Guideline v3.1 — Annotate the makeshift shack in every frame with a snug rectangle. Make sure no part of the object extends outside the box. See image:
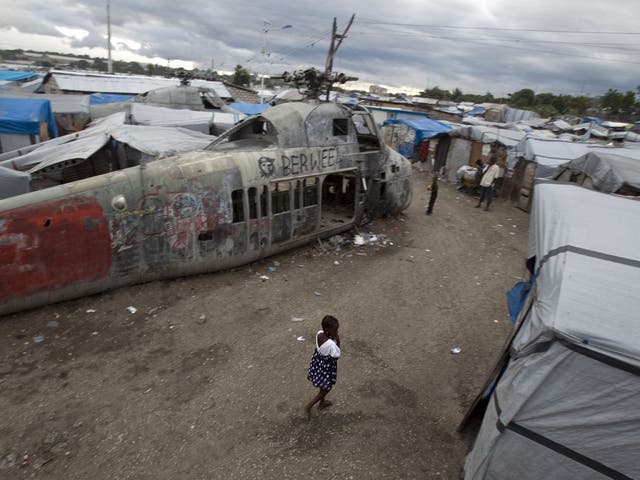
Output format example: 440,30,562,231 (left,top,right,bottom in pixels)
463,181,640,480
554,151,640,196
443,125,525,182
0,90,91,135
0,97,58,153
381,117,452,162
509,137,640,211
0,116,214,196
